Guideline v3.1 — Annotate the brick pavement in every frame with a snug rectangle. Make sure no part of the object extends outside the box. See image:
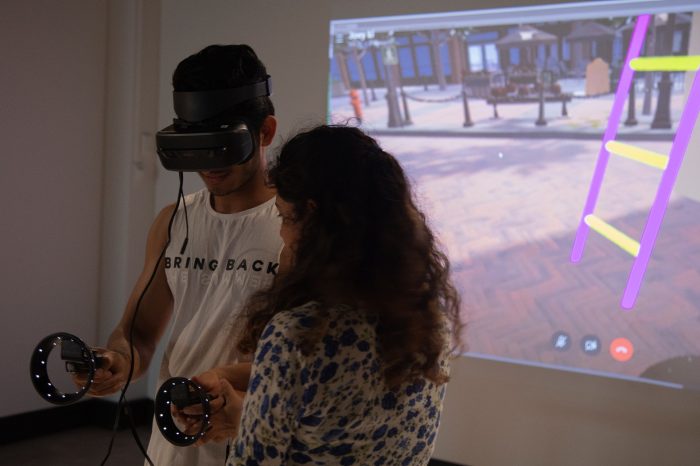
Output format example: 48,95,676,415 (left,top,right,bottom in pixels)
377,135,700,386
